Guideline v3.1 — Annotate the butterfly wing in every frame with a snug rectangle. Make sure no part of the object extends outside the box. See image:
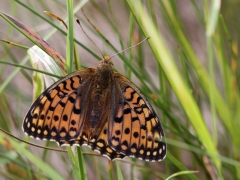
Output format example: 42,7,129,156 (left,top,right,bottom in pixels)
23,68,96,144
107,72,166,161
